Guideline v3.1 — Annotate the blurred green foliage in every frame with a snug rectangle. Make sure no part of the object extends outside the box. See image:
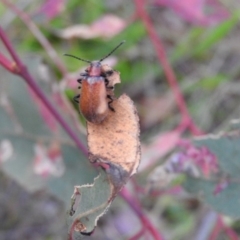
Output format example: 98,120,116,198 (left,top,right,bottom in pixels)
2,1,240,239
